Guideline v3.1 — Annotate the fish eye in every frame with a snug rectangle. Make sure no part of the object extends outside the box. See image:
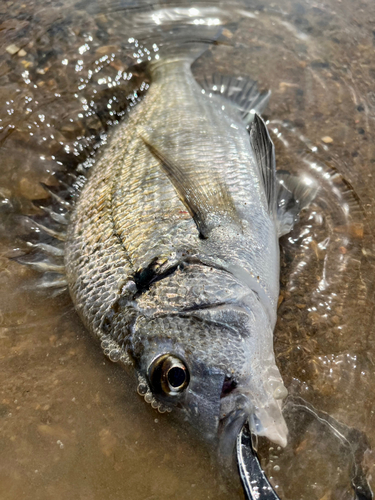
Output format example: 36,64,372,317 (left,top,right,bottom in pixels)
148,354,189,396
167,364,187,391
